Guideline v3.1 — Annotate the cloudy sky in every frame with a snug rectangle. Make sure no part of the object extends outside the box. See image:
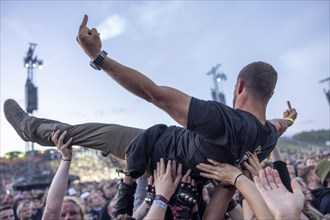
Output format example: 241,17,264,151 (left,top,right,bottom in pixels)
1,1,329,156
